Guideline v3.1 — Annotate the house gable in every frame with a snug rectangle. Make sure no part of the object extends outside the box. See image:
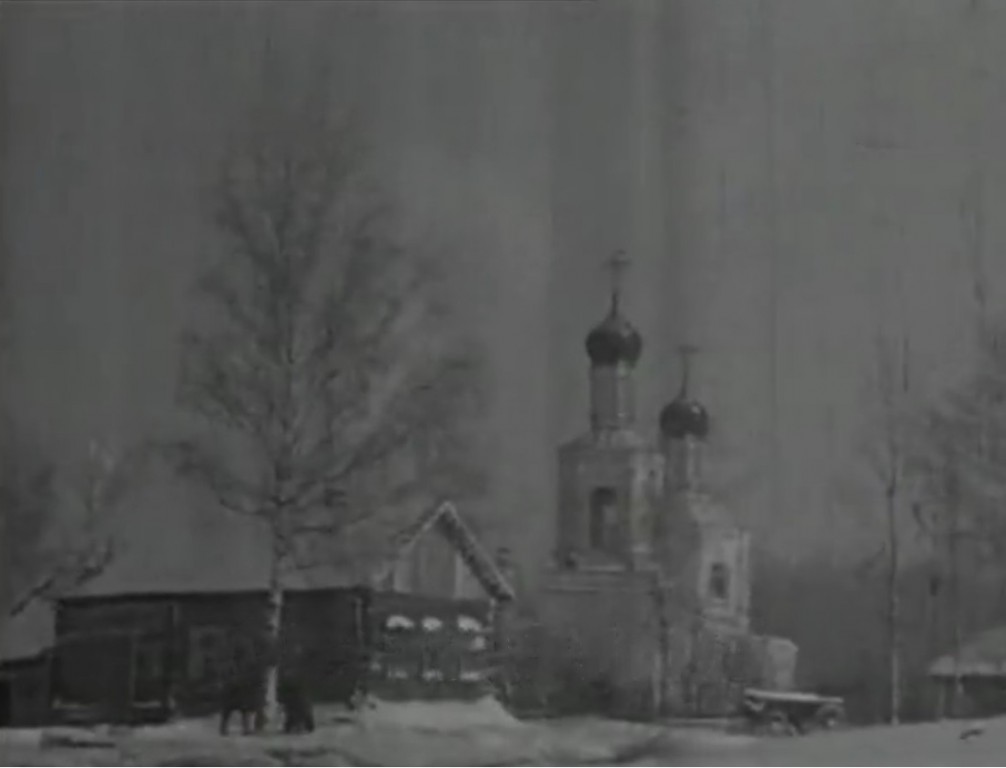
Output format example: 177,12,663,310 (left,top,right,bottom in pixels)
380,503,514,603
